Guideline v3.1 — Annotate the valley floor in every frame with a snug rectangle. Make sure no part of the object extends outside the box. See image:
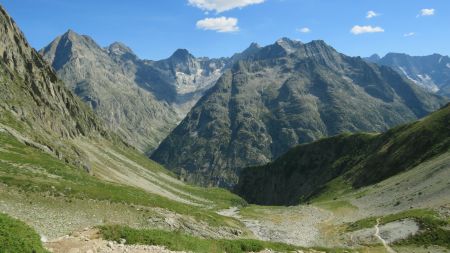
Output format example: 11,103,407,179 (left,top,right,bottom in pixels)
218,152,450,253
0,126,449,253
